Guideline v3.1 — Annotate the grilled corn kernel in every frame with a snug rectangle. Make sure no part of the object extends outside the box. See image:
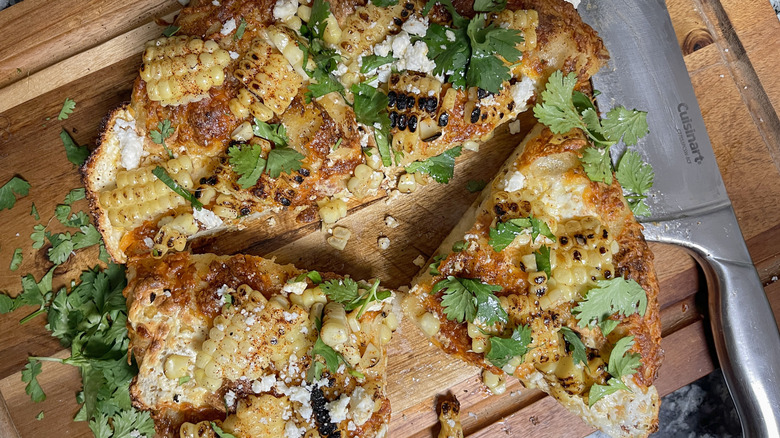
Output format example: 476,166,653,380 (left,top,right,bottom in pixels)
419,312,440,336
164,354,190,380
